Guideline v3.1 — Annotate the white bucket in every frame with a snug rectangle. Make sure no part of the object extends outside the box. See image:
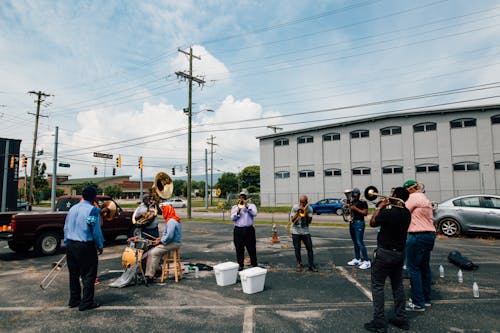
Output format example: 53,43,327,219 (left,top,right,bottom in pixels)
213,261,239,286
239,267,267,294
